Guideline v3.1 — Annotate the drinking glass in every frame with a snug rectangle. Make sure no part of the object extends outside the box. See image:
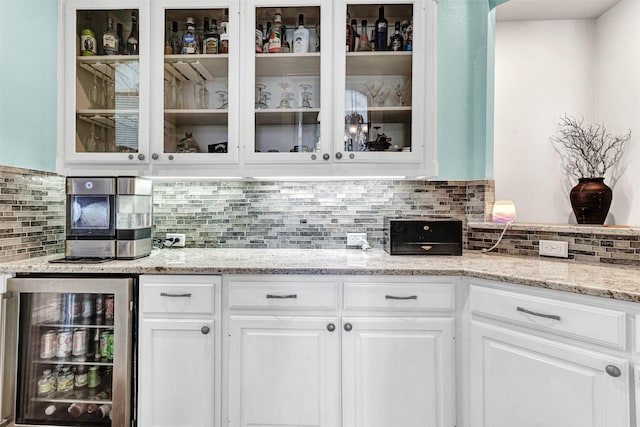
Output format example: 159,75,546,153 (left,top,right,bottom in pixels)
193,77,209,109
255,84,267,109
216,91,228,109
175,78,184,109
392,79,408,106
82,122,98,152
90,74,102,108
299,84,312,108
277,82,293,108
364,80,385,107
